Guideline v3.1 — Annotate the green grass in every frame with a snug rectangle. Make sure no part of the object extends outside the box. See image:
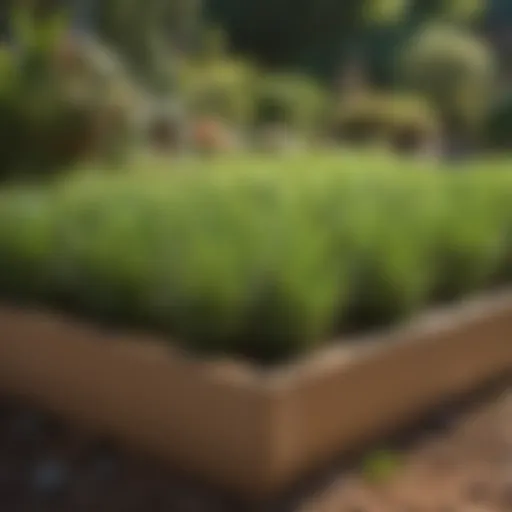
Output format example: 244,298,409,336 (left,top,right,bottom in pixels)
1,152,512,364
